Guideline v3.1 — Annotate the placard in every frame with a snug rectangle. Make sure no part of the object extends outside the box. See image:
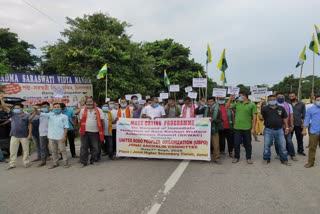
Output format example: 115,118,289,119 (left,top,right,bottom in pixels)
160,93,169,99
188,92,198,99
158,97,163,103
251,88,268,97
105,97,110,102
169,85,180,92
125,94,132,101
227,86,240,95
192,78,207,88
117,118,211,161
185,86,193,93
212,88,227,97
139,100,146,105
